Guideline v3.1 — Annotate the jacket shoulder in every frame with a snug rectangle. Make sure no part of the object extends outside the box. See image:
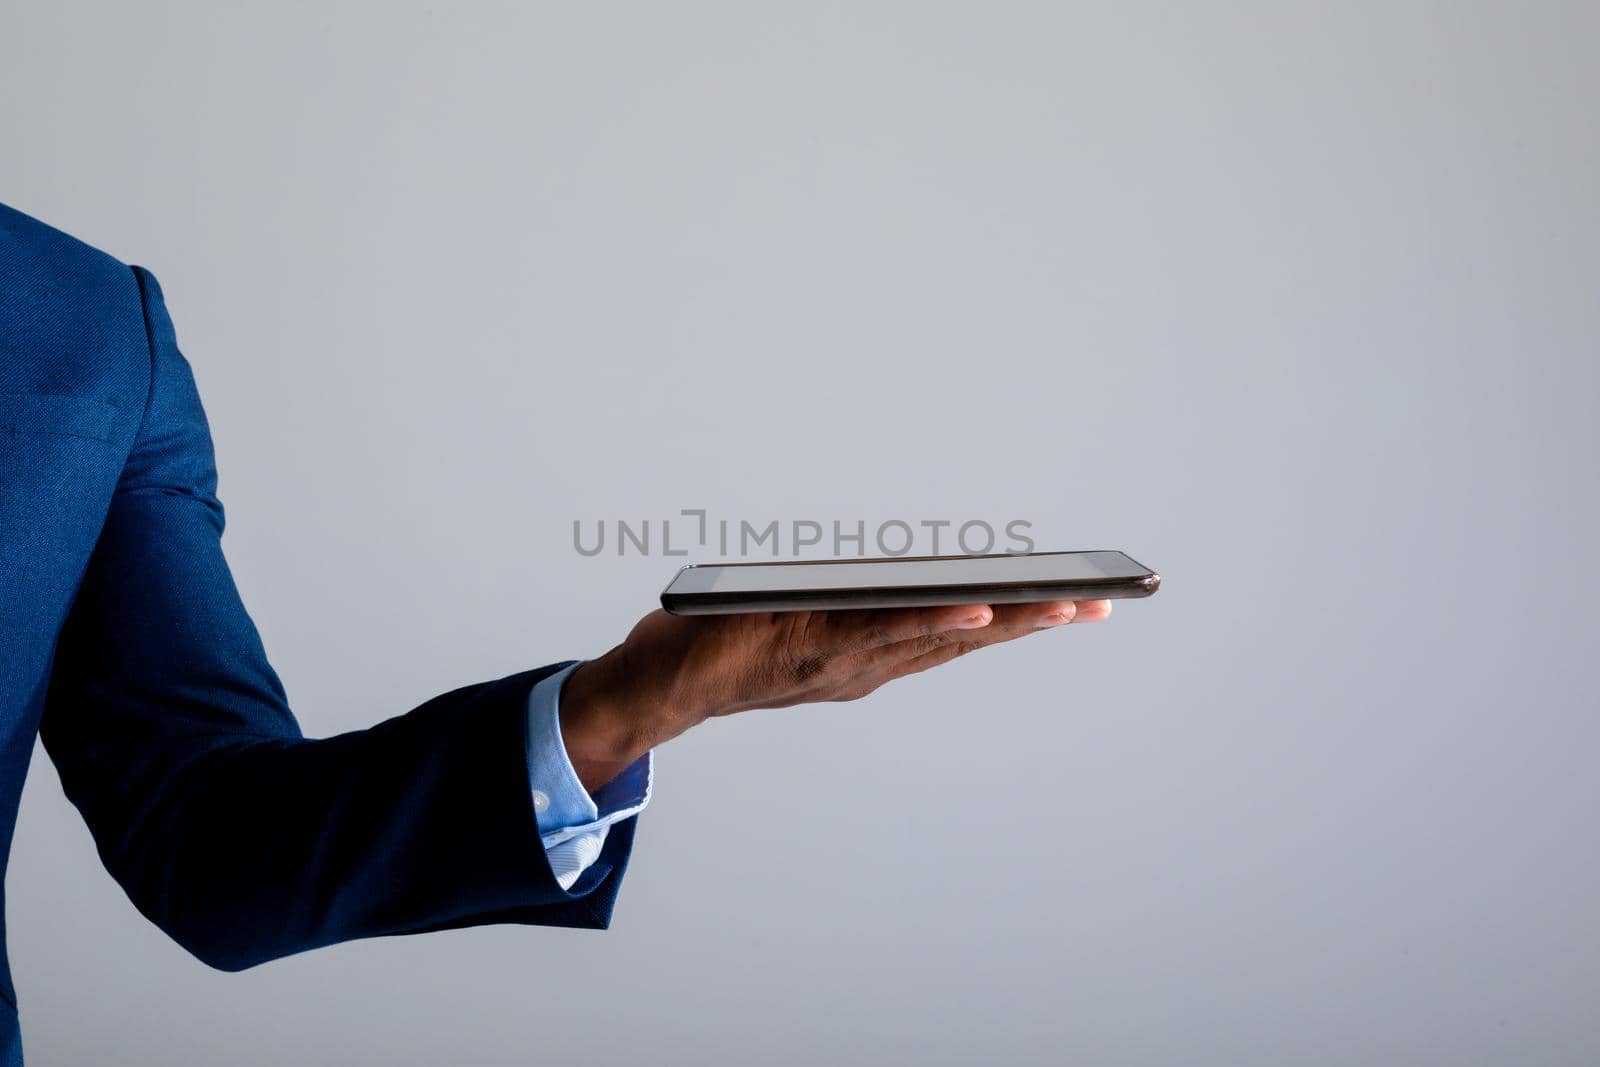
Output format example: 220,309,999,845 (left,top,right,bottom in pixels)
0,202,151,402
0,200,134,275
